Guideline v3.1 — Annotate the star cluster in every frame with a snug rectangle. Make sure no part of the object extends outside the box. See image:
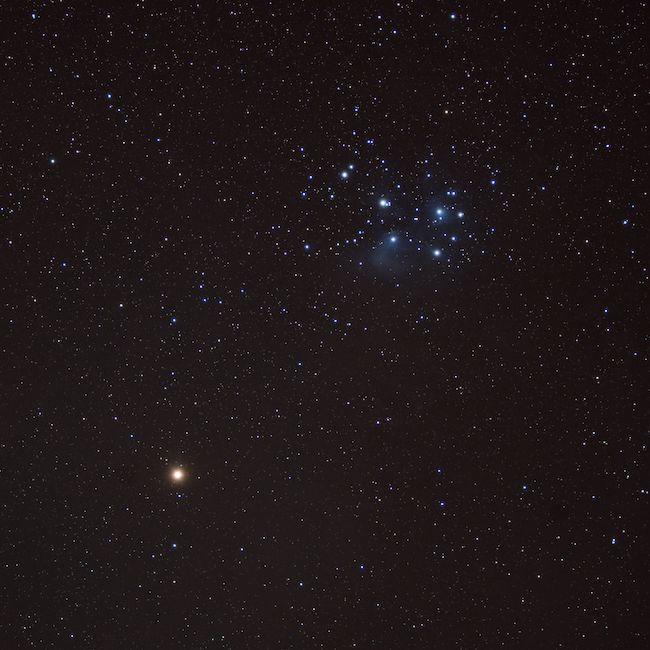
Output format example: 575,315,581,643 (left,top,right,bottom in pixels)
298,151,479,277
